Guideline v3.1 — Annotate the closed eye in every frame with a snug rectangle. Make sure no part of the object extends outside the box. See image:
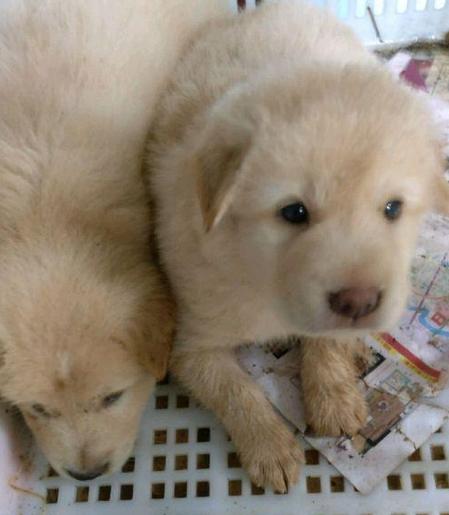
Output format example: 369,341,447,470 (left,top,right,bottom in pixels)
102,390,124,409
31,403,54,418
